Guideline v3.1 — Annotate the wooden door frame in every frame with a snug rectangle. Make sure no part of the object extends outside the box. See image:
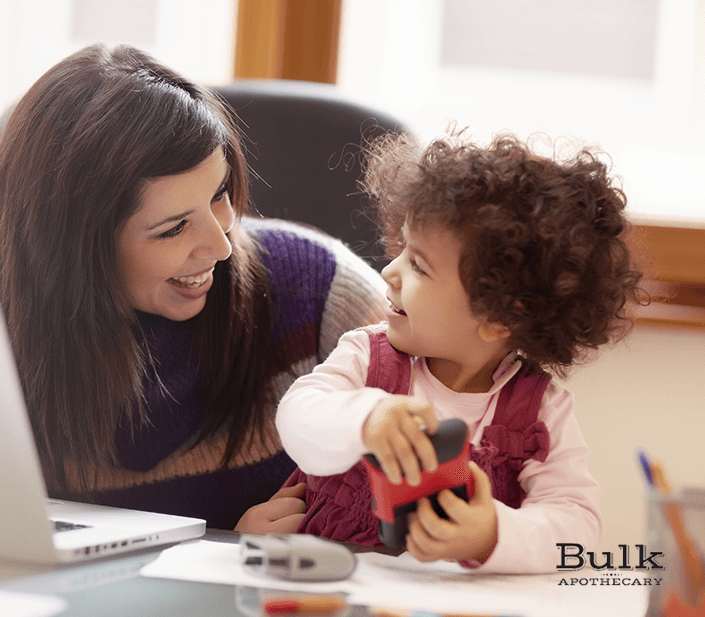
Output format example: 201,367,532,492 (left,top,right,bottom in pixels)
234,0,342,84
